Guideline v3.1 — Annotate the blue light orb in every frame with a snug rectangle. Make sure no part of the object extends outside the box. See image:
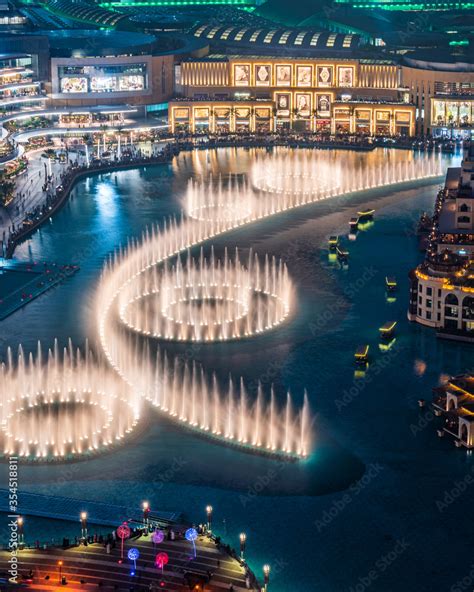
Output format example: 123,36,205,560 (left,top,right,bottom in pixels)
128,548,140,561
185,528,198,542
